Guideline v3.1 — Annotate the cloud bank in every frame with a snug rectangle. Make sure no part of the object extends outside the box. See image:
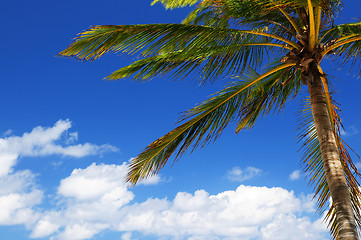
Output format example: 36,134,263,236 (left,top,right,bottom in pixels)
0,119,117,177
0,120,328,240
